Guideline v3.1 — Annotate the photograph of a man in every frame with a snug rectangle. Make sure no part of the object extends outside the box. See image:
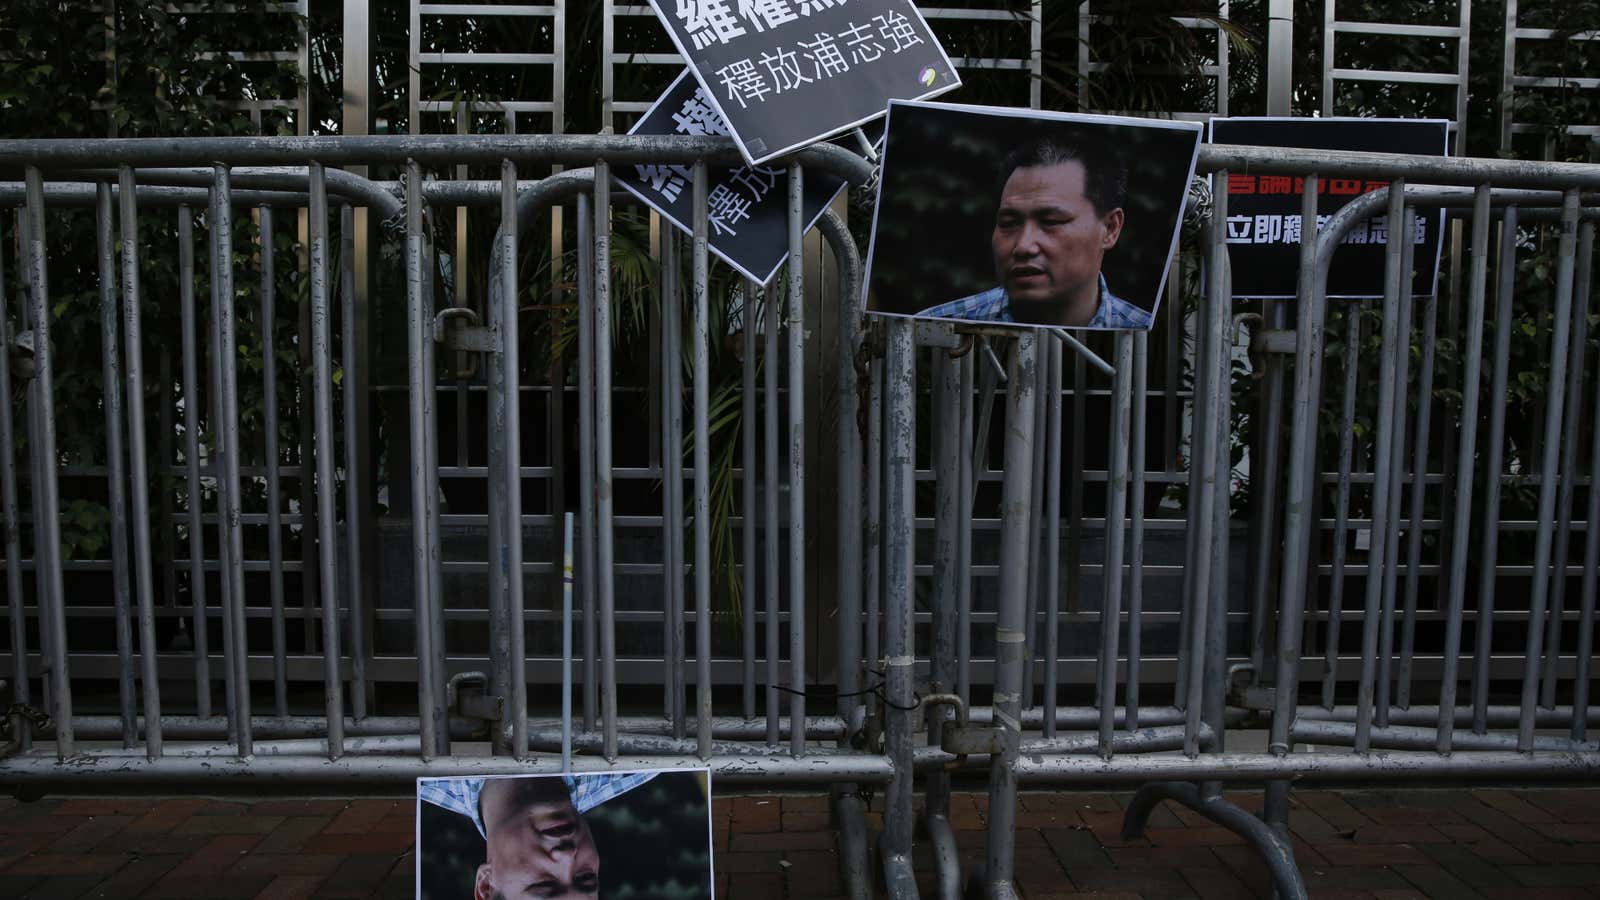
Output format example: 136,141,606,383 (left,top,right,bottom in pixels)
417,768,712,900
864,101,1203,332
916,136,1146,328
